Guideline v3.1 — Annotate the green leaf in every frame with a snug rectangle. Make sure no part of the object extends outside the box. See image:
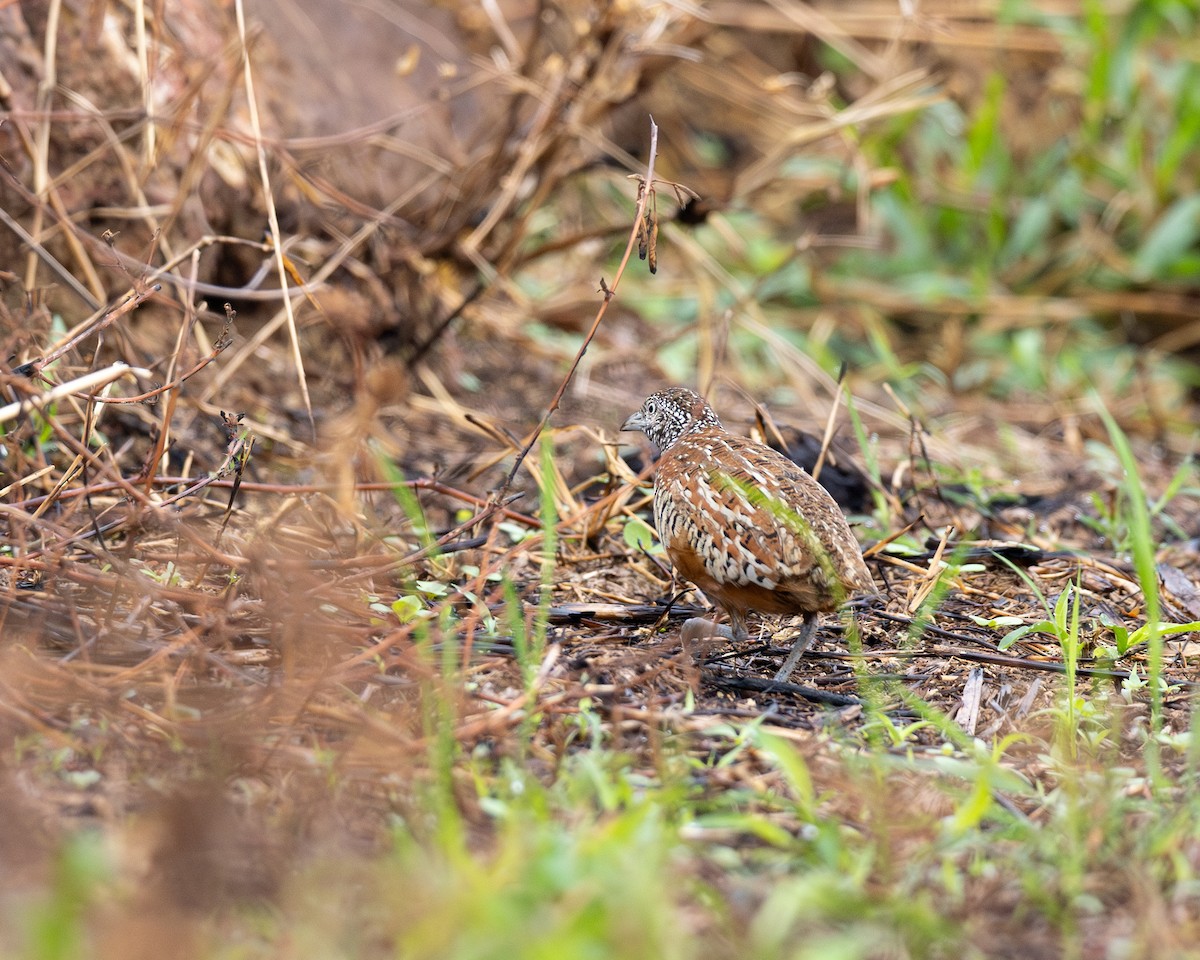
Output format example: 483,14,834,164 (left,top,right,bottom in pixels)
1120,620,1200,652
1132,193,1200,280
1053,585,1074,635
498,522,530,543
1110,623,1131,655
391,595,424,622
755,730,816,817
968,615,1025,629
622,515,661,553
998,625,1033,650
998,619,1057,651
1000,195,1053,267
